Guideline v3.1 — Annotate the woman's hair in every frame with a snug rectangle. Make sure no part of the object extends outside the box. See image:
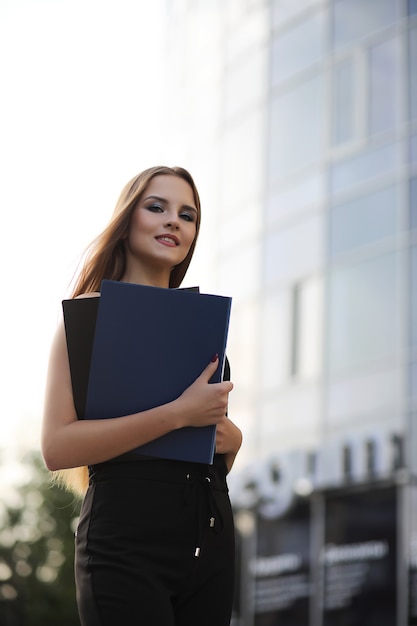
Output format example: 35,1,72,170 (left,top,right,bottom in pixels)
56,166,202,496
